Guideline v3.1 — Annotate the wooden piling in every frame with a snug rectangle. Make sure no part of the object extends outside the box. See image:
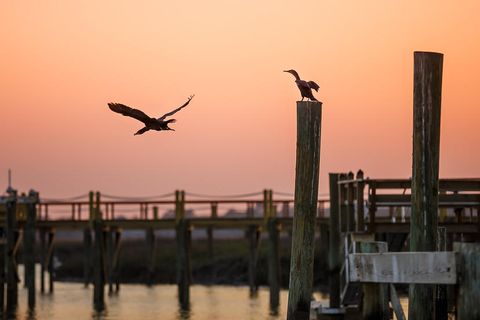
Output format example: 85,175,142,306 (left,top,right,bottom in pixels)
5,191,18,312
409,51,443,320
176,190,191,310
338,174,348,233
106,229,114,294
24,190,38,309
356,170,365,232
267,211,280,311
93,191,105,311
328,173,341,309
247,203,259,294
455,242,480,319
83,228,92,287
113,229,122,292
47,230,55,293
287,101,322,320
346,172,355,232
207,202,217,259
146,227,156,286
436,227,447,320
360,242,389,320
40,228,46,293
